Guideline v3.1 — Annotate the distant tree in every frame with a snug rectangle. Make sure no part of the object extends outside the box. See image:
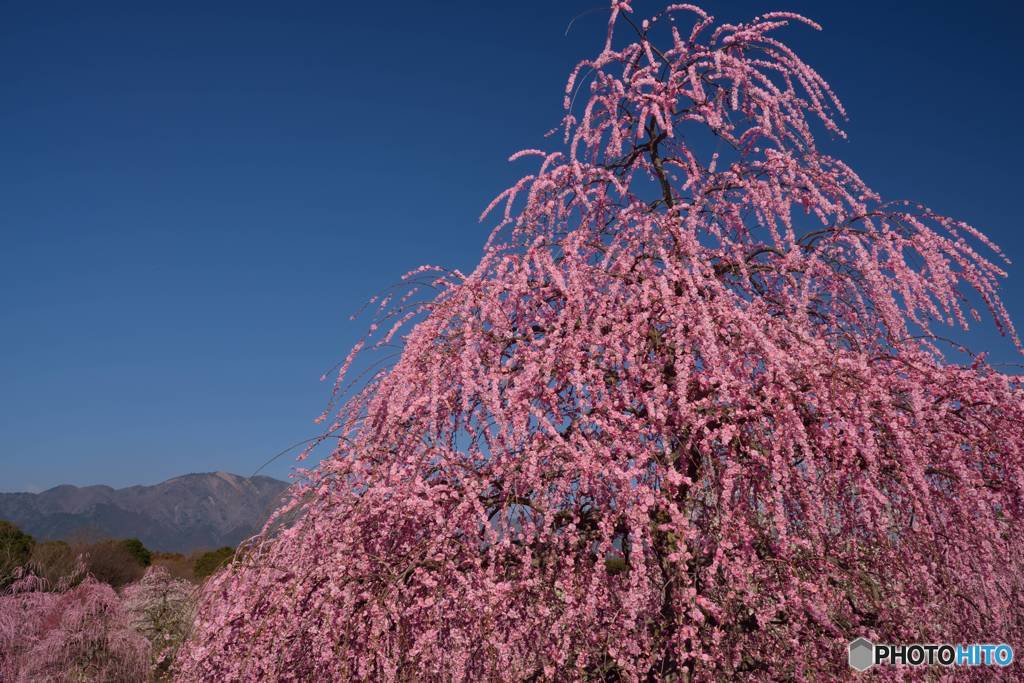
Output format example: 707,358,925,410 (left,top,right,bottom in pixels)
27,540,82,590
0,572,149,682
192,547,234,580
122,566,196,679
179,3,1024,680
0,521,34,585
120,538,152,567
83,539,146,588
149,551,194,583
